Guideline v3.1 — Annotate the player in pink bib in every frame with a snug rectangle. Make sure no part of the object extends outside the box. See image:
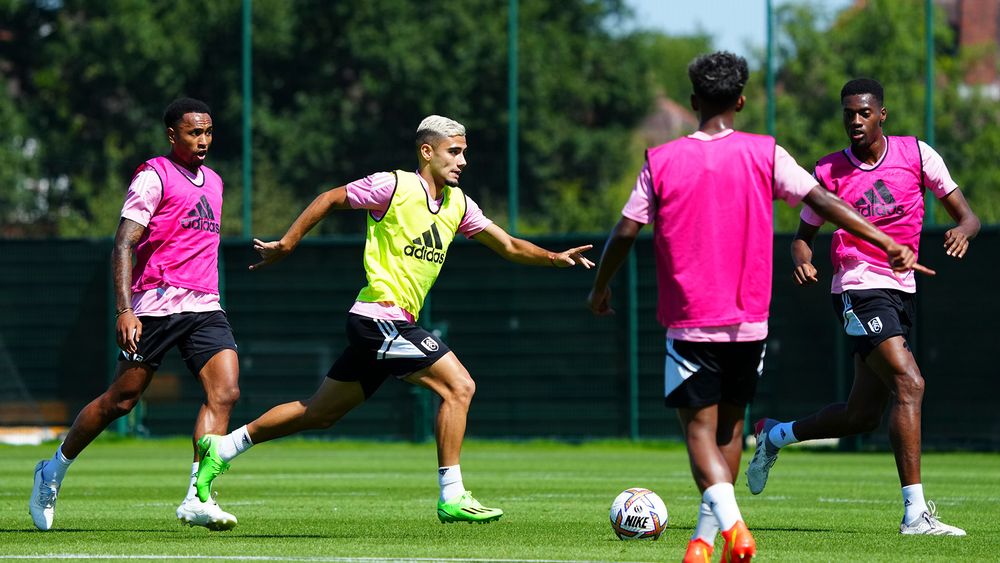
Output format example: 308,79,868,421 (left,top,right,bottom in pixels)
28,99,241,532
588,54,926,562
747,79,980,536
